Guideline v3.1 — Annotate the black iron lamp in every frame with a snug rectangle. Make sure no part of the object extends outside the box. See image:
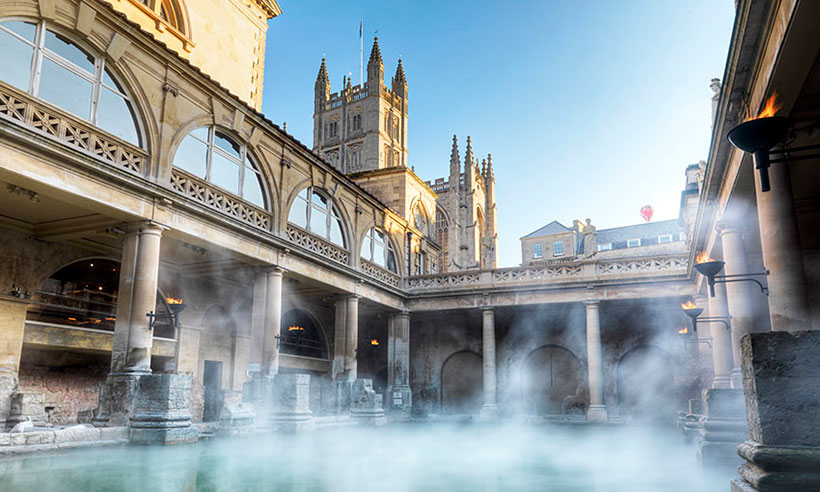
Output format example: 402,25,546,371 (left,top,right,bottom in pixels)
694,253,768,298
147,297,187,331
727,115,789,192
